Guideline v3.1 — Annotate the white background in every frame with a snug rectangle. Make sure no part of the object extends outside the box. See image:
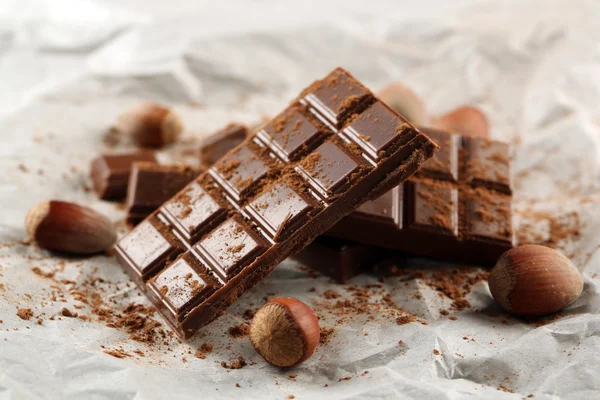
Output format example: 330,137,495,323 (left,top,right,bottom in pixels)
1,0,599,399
